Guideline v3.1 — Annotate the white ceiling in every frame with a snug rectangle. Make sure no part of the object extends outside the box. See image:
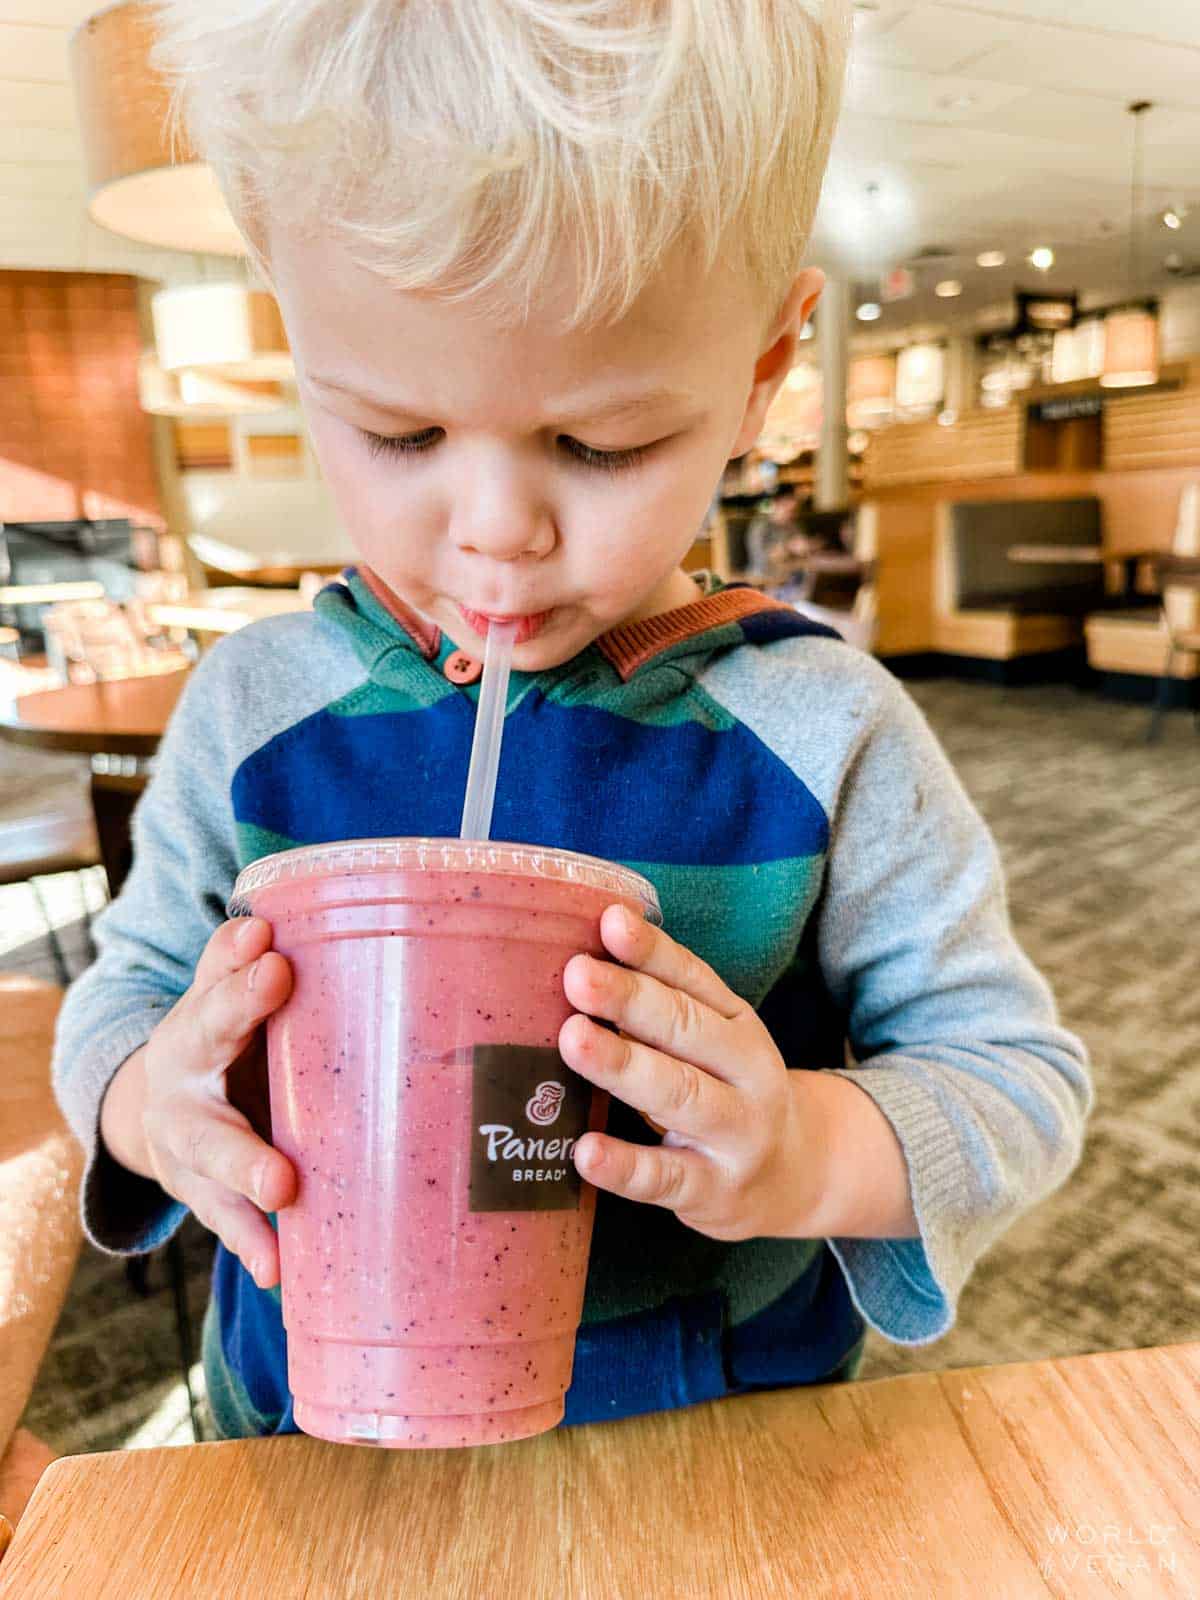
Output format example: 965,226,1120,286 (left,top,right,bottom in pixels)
1,0,1199,338
816,0,1200,329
